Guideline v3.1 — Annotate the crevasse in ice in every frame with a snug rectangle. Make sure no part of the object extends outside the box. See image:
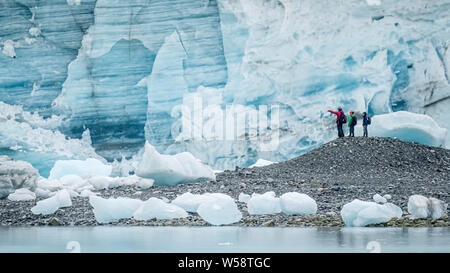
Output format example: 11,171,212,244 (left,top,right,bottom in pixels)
1,0,449,174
